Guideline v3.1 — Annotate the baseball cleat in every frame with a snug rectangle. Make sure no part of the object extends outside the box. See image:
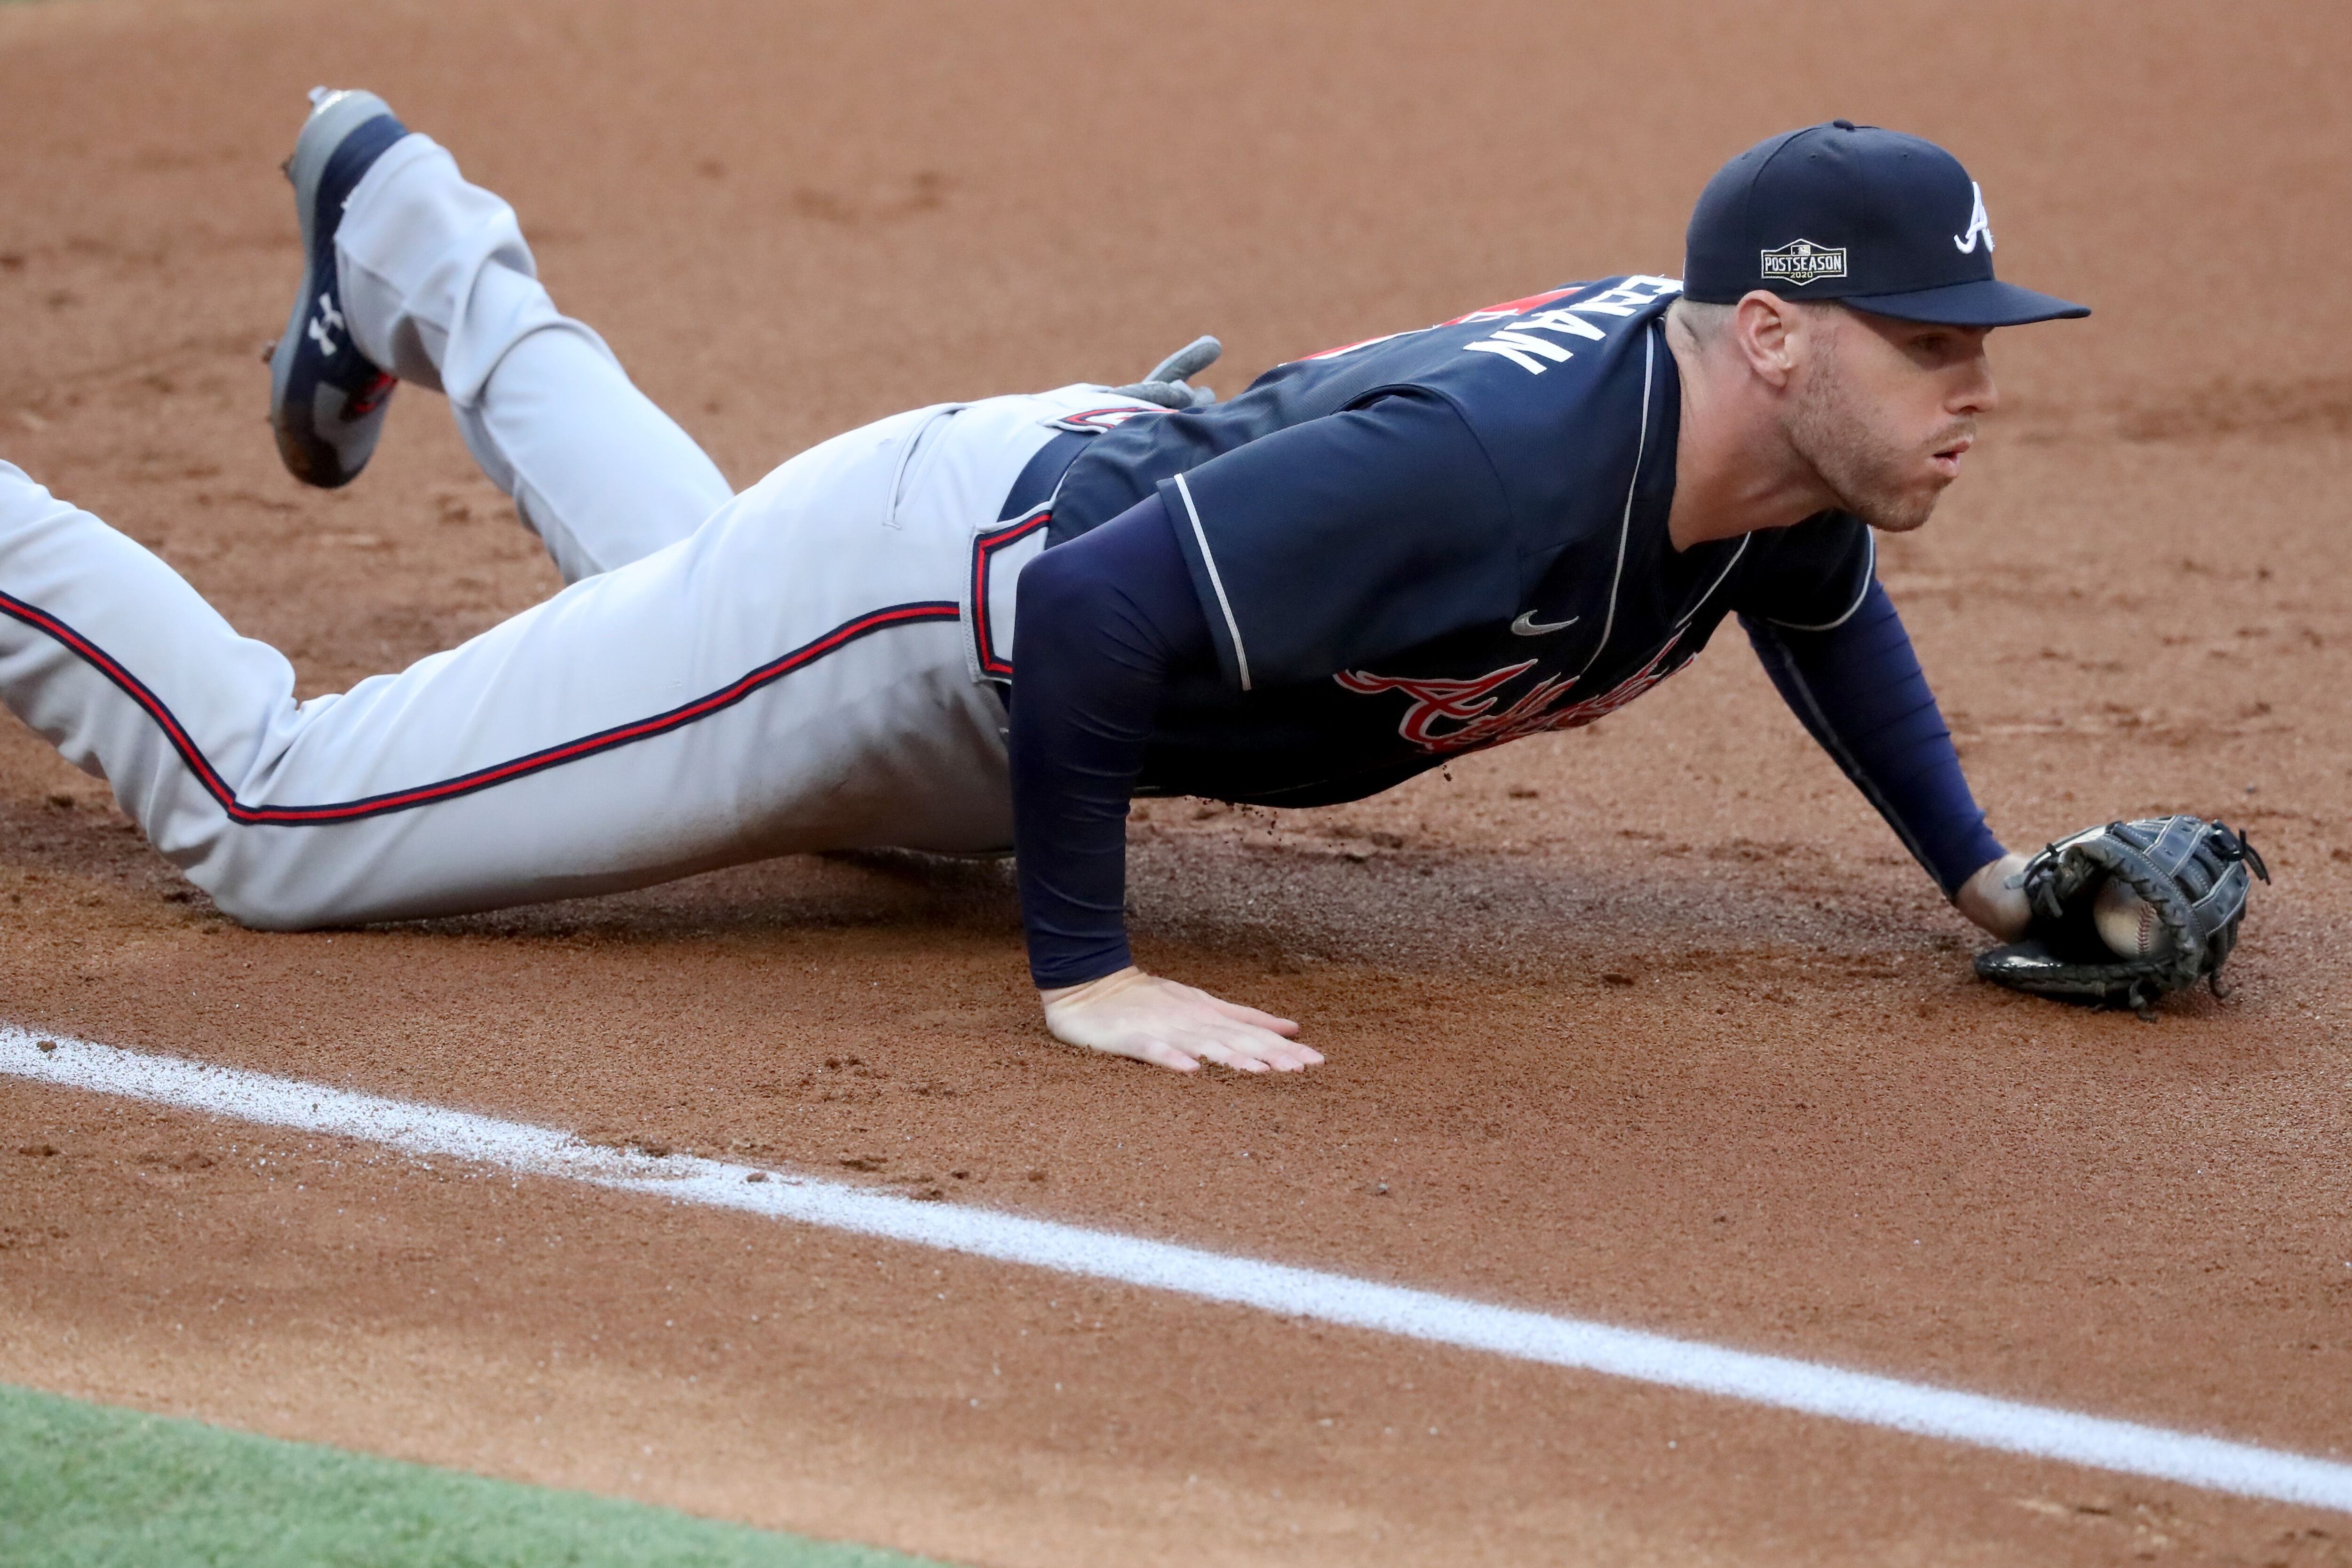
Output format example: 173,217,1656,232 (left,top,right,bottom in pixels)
267,87,409,488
